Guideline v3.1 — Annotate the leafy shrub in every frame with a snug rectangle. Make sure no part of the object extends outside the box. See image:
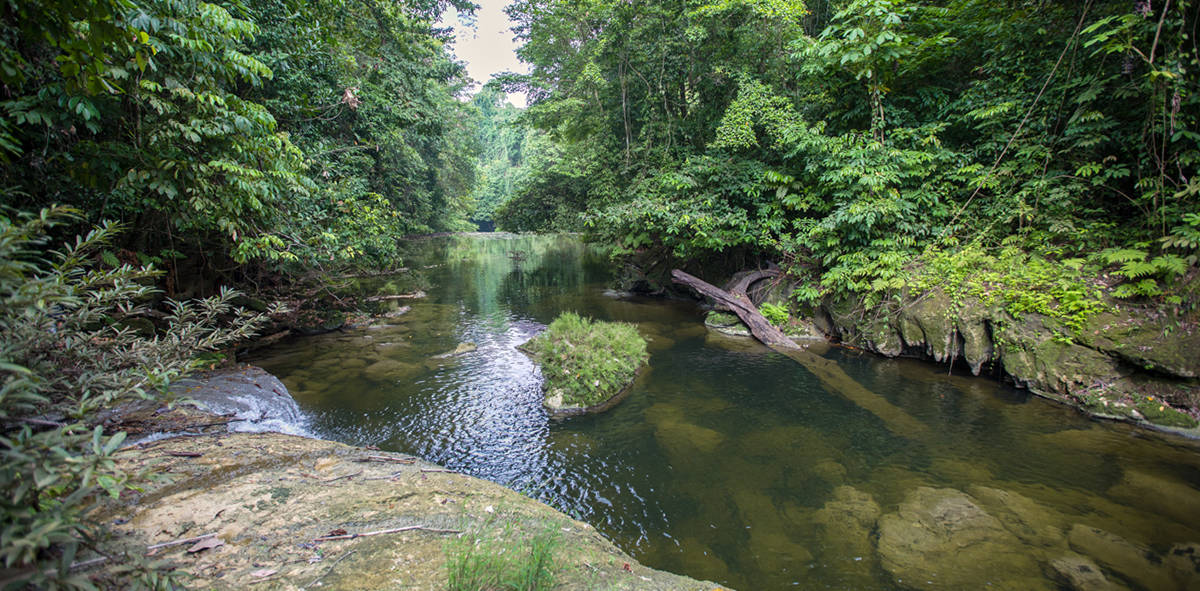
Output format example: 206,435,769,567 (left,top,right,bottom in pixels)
0,208,275,588
758,302,789,326
909,242,1108,336
522,312,648,409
